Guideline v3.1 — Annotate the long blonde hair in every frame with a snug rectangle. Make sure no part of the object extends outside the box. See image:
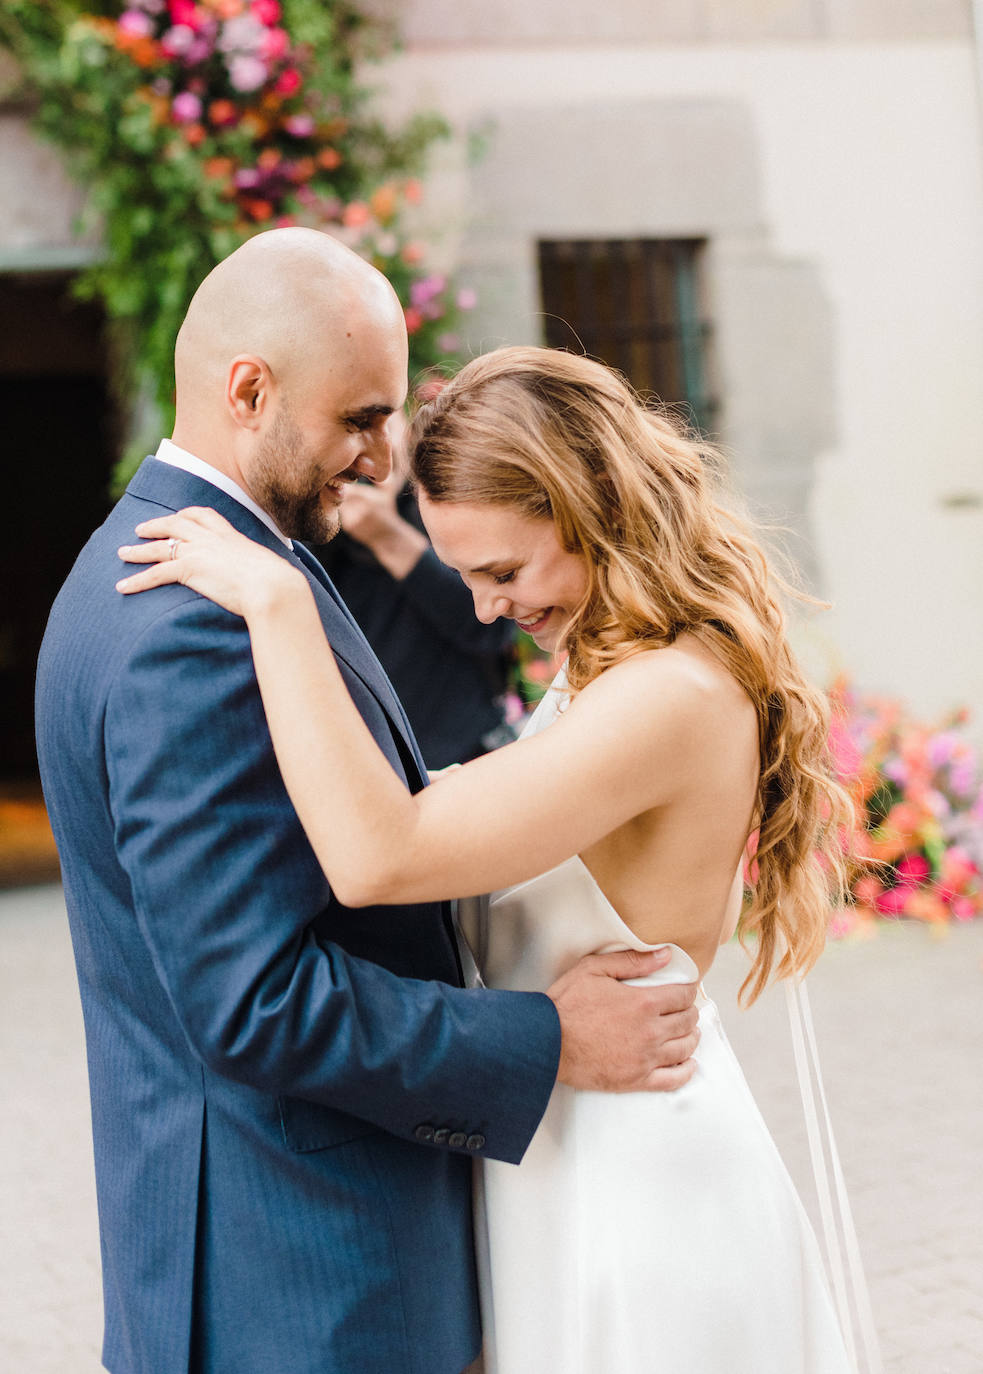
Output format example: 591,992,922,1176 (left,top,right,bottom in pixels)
409,346,852,1003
